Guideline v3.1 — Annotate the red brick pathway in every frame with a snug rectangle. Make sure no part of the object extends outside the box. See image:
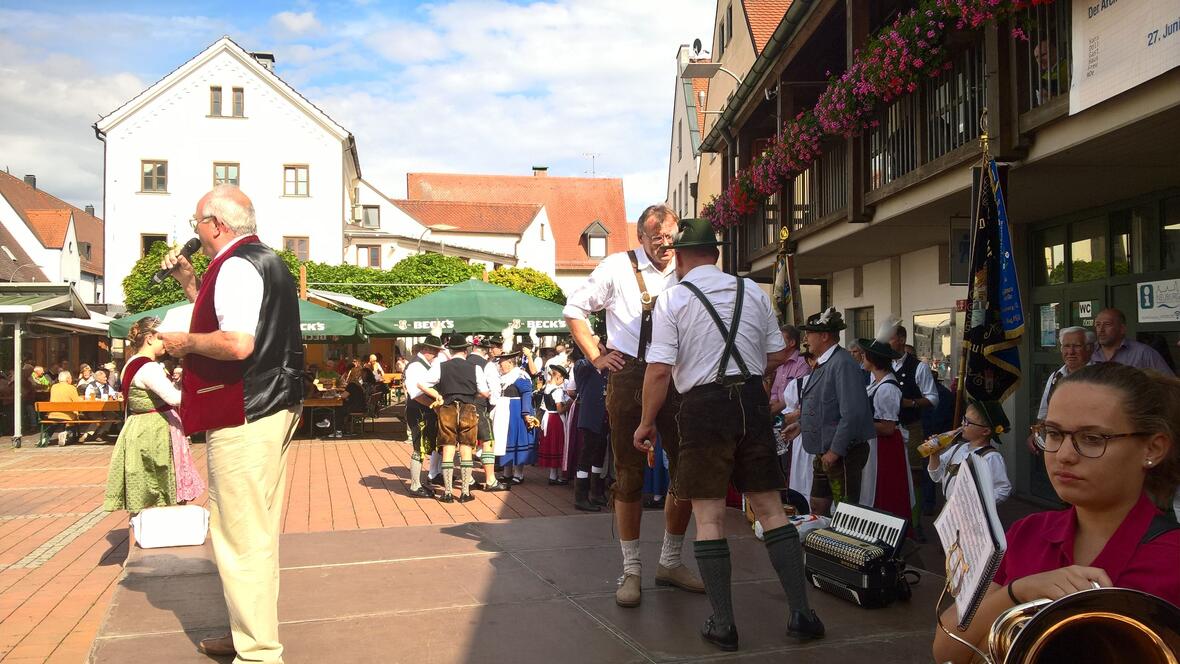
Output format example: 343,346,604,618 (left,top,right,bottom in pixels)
0,435,585,663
